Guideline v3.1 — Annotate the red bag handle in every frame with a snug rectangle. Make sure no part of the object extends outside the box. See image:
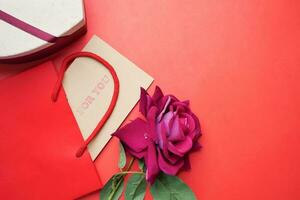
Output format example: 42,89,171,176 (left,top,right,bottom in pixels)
51,52,120,158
